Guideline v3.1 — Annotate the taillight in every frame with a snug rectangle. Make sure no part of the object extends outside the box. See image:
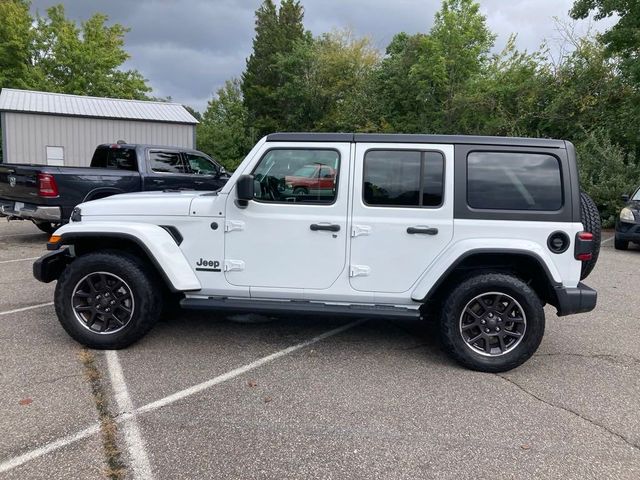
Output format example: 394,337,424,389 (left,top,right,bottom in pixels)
574,231,593,262
38,173,59,197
